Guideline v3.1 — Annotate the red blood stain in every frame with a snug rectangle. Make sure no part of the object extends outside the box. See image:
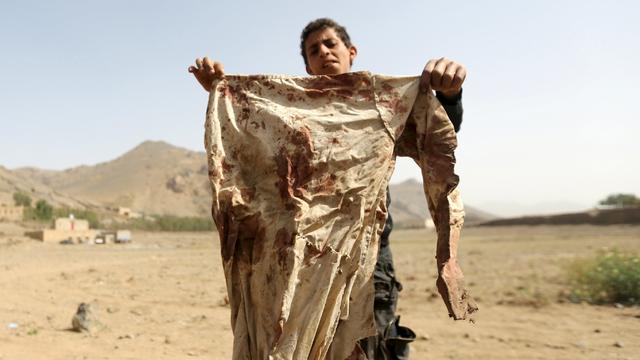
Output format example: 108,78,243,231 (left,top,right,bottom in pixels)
262,81,276,90
240,108,251,124
275,147,294,200
394,121,419,159
287,126,314,154
274,126,318,202
313,172,336,194
240,187,255,202
252,225,266,265
304,88,325,99
336,88,353,97
211,187,263,265
305,73,360,90
218,84,231,97
275,228,293,249
379,95,409,116
339,198,354,214
233,213,267,266
303,242,330,266
220,83,252,126
390,97,409,114
216,210,235,262
221,158,233,172
357,89,373,101
302,73,370,99
275,228,296,269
